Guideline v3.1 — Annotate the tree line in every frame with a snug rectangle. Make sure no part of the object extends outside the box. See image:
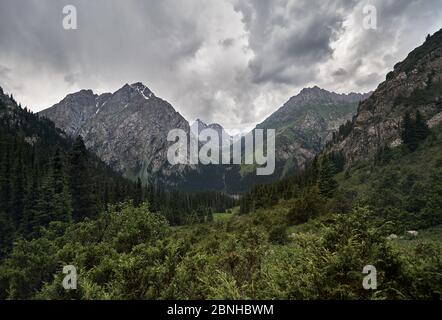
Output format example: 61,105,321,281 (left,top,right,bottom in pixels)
0,93,235,257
